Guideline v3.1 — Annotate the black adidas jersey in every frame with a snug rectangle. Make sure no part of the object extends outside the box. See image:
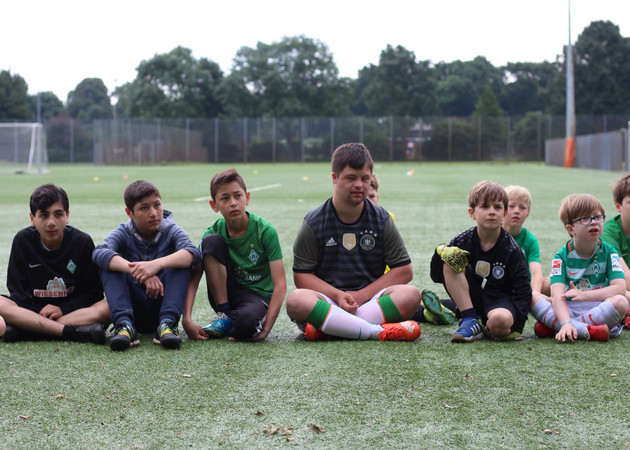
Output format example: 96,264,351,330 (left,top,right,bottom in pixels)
293,198,410,291
5,226,104,314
